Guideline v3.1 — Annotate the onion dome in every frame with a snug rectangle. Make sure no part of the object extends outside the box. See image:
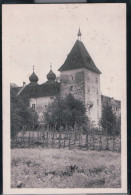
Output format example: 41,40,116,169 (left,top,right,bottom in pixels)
47,64,56,82
29,66,39,83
